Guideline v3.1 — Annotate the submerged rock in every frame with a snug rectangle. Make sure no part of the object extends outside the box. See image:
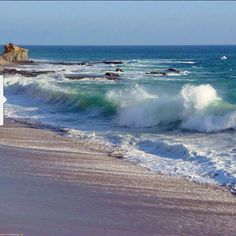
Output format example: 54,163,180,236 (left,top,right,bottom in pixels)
0,43,29,63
